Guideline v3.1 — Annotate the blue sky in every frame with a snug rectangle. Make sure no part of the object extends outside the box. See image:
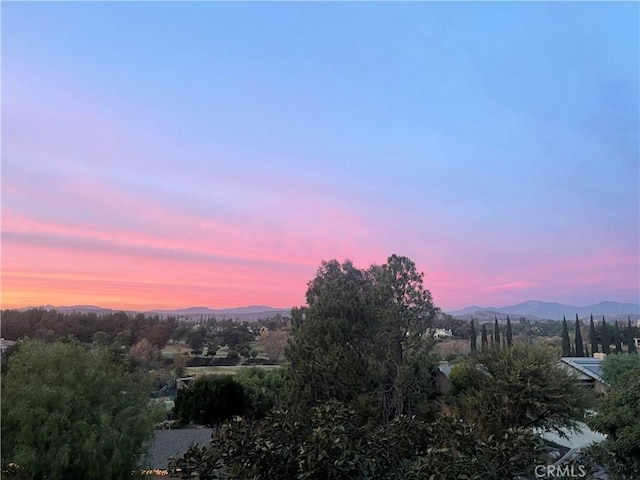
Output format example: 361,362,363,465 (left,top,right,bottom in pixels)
2,2,638,311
